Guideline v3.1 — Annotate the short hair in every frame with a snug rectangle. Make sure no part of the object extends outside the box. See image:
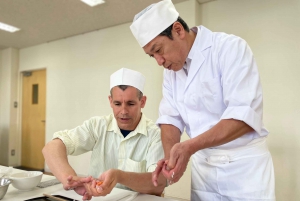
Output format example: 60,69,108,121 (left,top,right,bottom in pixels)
110,85,143,100
158,16,189,40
